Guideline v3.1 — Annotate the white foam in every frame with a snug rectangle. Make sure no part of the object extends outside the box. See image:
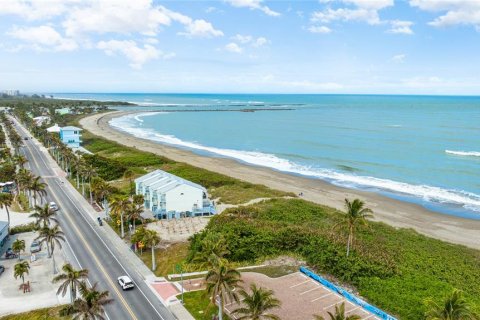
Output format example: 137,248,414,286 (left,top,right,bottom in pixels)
445,150,480,157
109,114,480,214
